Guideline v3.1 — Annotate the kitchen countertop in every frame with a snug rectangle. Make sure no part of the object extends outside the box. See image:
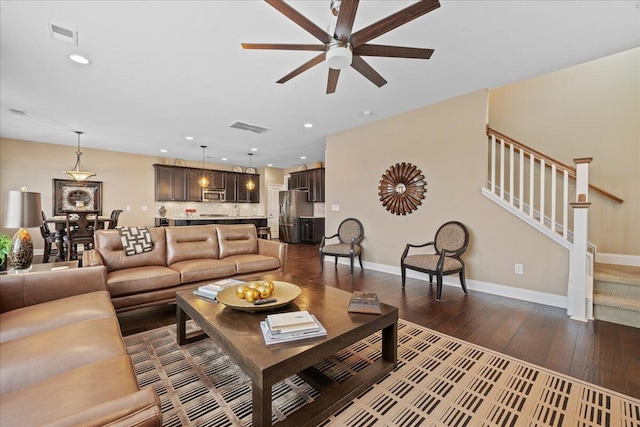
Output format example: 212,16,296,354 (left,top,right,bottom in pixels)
299,216,325,219
159,216,267,220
